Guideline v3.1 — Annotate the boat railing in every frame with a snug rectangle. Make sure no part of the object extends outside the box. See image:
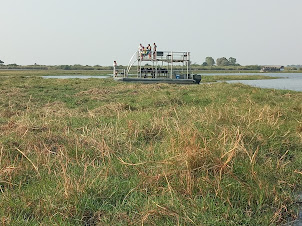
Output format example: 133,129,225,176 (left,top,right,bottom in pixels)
138,51,190,62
